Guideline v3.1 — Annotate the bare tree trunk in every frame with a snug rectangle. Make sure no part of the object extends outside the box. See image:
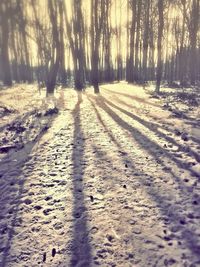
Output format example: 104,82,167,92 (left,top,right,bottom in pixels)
46,0,60,95
63,0,85,91
115,0,123,81
189,0,199,85
0,2,12,86
149,20,155,81
126,0,130,81
142,0,150,82
91,0,104,93
155,0,164,93
134,0,141,82
16,0,33,83
58,1,66,85
103,0,112,82
170,54,175,85
10,8,19,83
127,0,137,83
179,0,186,86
